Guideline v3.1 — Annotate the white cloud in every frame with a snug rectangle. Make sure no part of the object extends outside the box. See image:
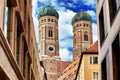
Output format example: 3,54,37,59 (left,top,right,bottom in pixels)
58,9,76,61
59,38,73,49
86,10,96,22
58,10,76,40
67,3,76,8
60,48,72,61
72,0,78,3
86,10,96,16
32,0,38,17
82,0,96,6
32,0,39,42
38,0,50,5
32,0,75,61
92,23,98,42
32,0,98,61
59,2,65,6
